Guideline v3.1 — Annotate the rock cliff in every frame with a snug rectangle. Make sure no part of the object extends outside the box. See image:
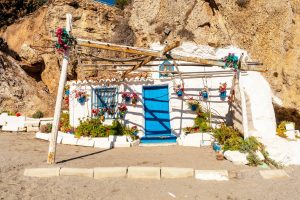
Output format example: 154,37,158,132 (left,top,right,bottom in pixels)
0,0,300,116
